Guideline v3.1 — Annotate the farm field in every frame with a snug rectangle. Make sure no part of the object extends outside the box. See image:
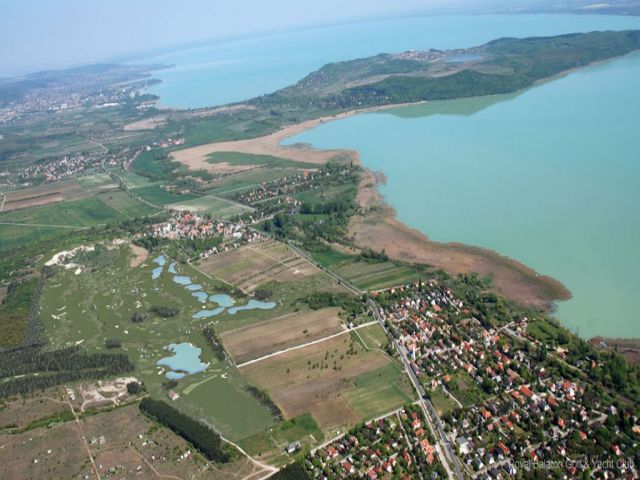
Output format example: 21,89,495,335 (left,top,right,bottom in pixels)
166,194,252,218
197,239,321,293
240,333,413,432
0,403,262,480
1,180,92,213
333,260,425,291
96,190,160,218
109,167,159,189
133,184,200,206
0,224,65,250
0,196,126,227
221,307,345,364
204,167,303,197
